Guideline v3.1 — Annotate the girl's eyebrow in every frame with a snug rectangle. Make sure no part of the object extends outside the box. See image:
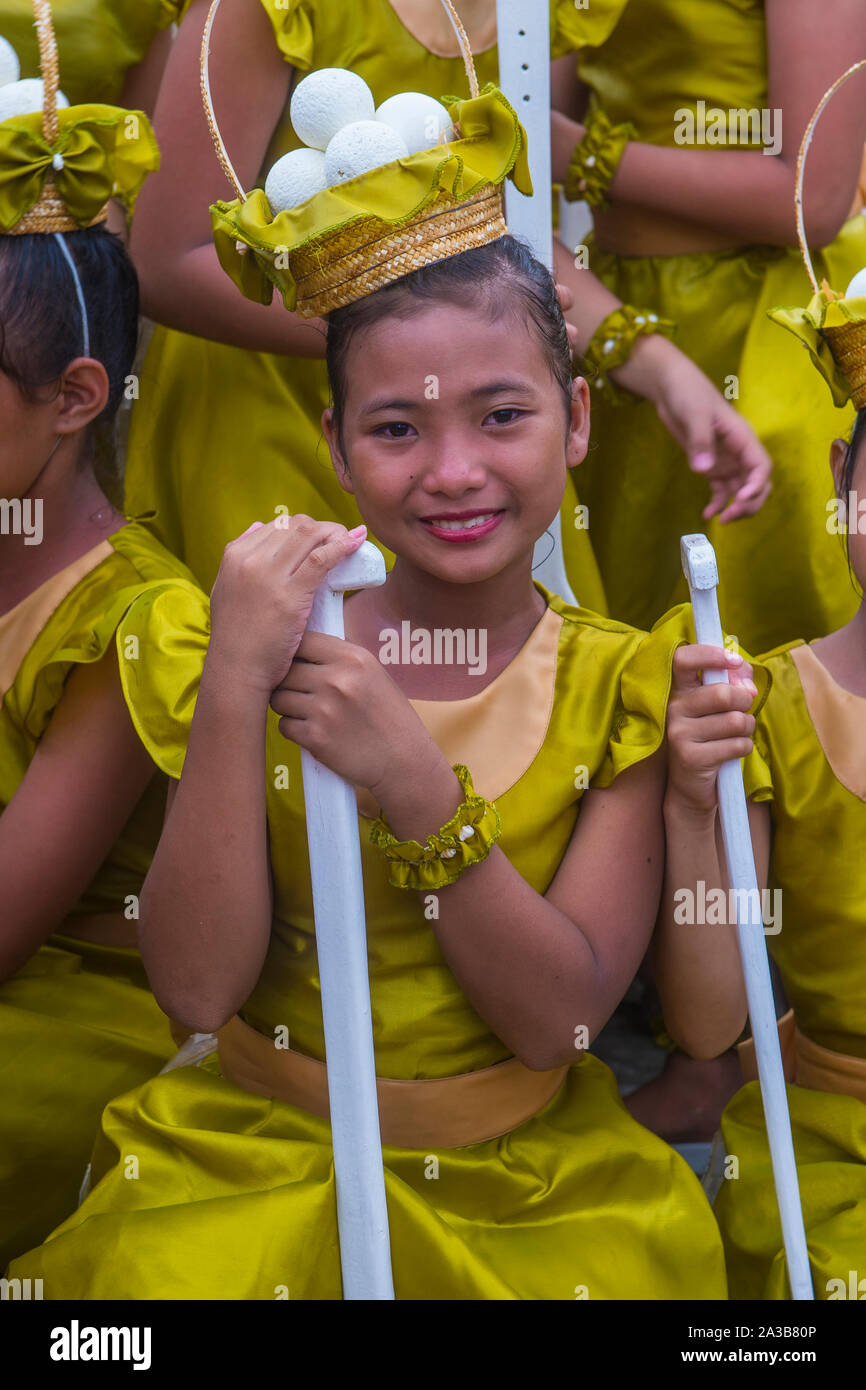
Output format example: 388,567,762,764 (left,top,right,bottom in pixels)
361,379,535,417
